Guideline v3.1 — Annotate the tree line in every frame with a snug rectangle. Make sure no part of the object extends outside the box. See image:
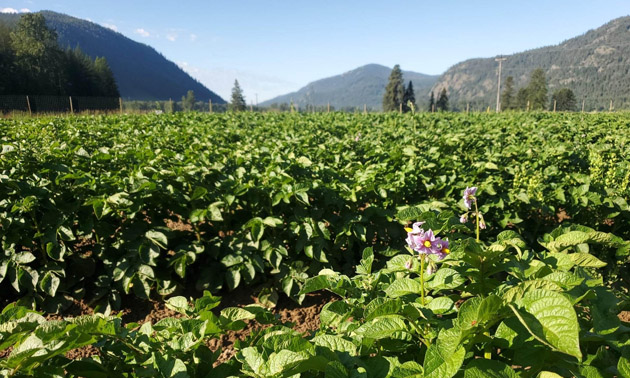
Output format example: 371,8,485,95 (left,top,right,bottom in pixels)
0,13,119,97
383,65,449,112
501,68,577,111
